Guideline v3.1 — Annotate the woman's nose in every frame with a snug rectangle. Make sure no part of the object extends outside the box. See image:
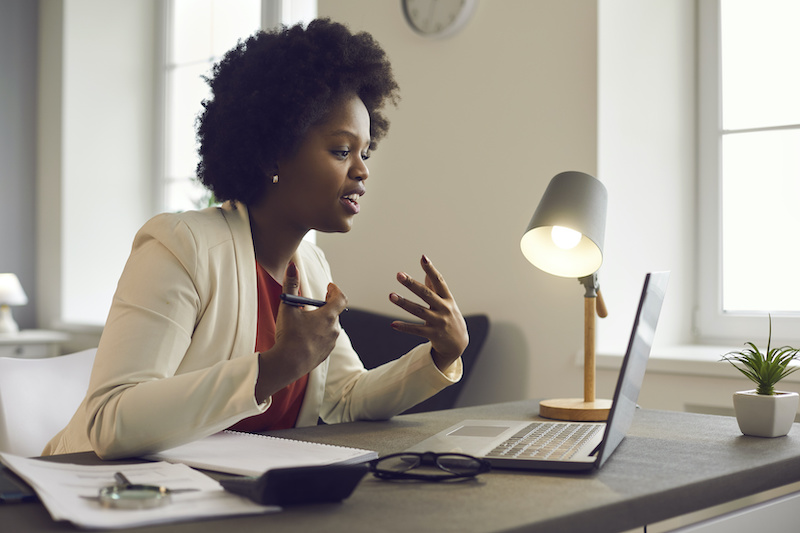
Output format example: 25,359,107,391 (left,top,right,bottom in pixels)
350,159,369,181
